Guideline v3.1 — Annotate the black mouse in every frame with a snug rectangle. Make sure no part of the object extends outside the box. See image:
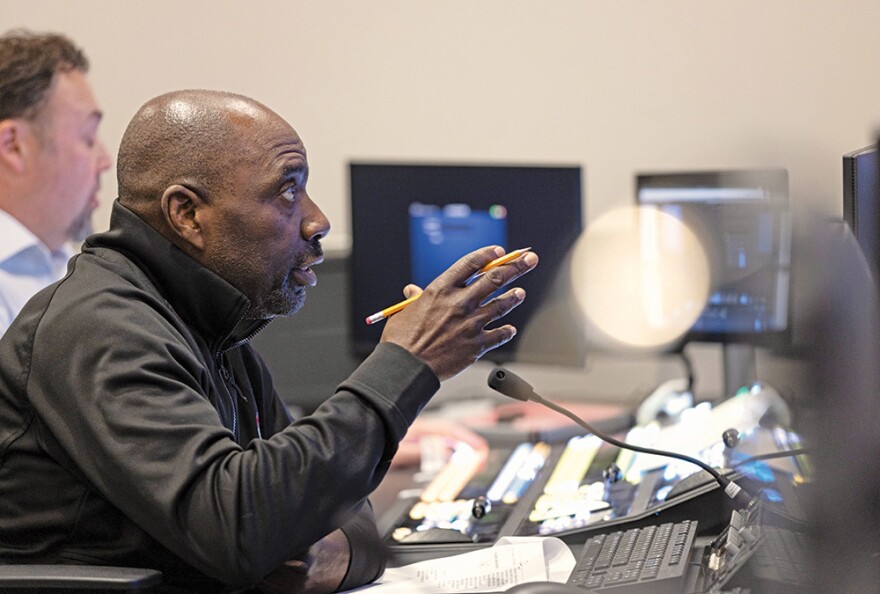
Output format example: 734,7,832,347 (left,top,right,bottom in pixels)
504,581,597,593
